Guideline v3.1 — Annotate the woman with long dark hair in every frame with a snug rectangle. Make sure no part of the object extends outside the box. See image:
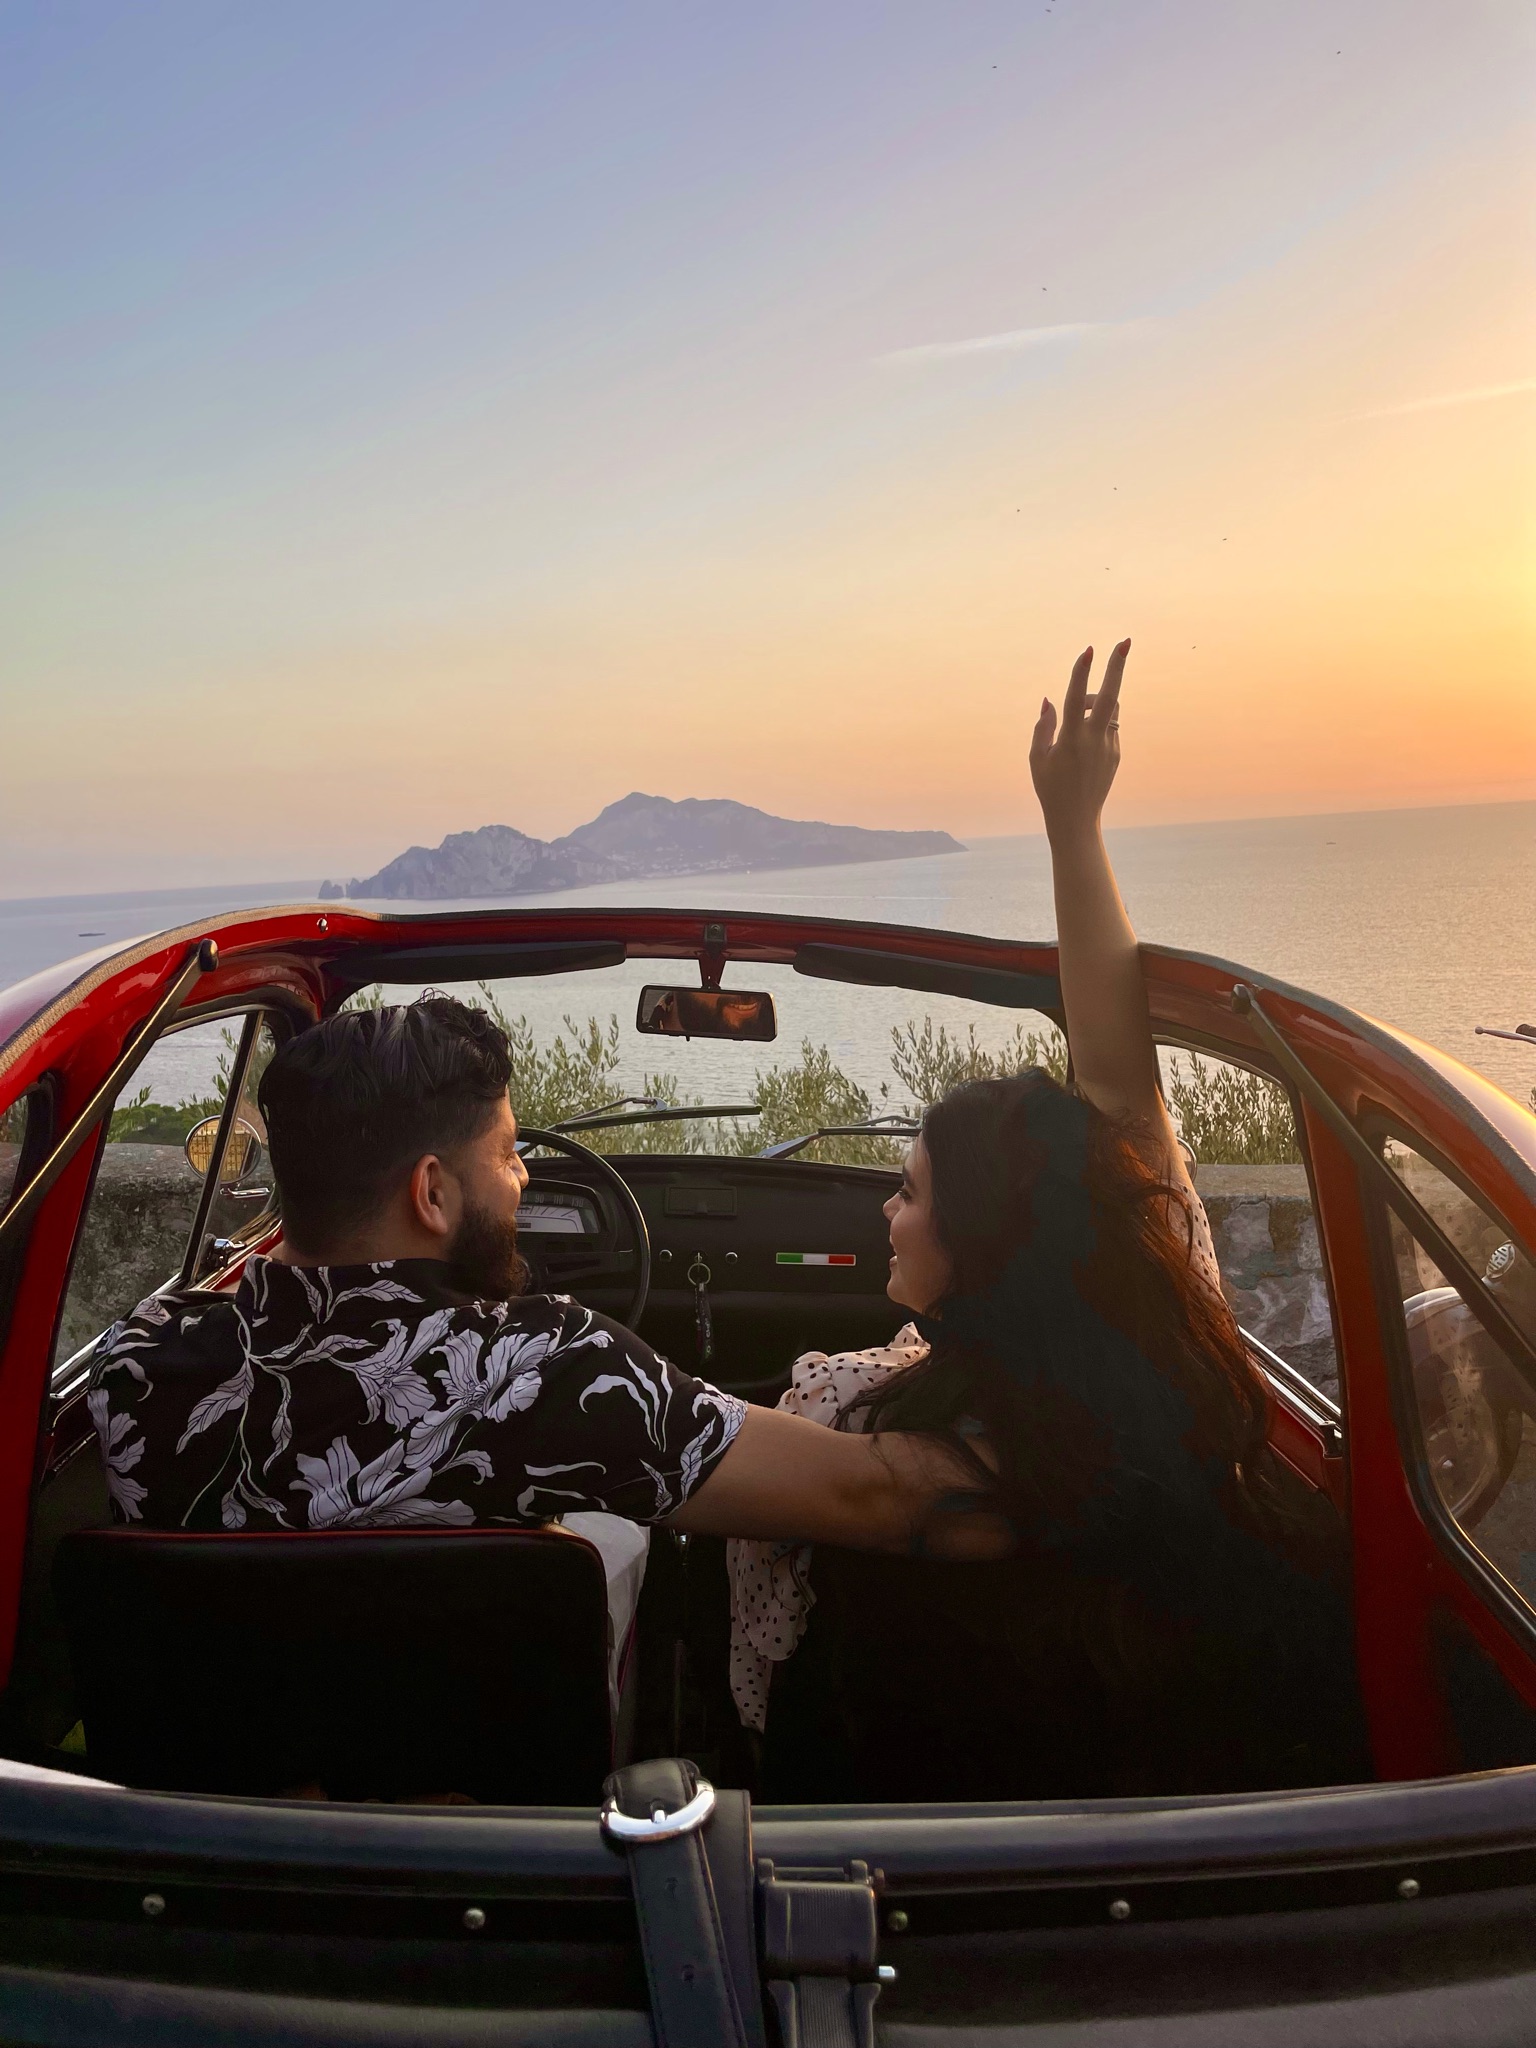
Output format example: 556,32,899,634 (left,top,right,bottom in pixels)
730,641,1368,1799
